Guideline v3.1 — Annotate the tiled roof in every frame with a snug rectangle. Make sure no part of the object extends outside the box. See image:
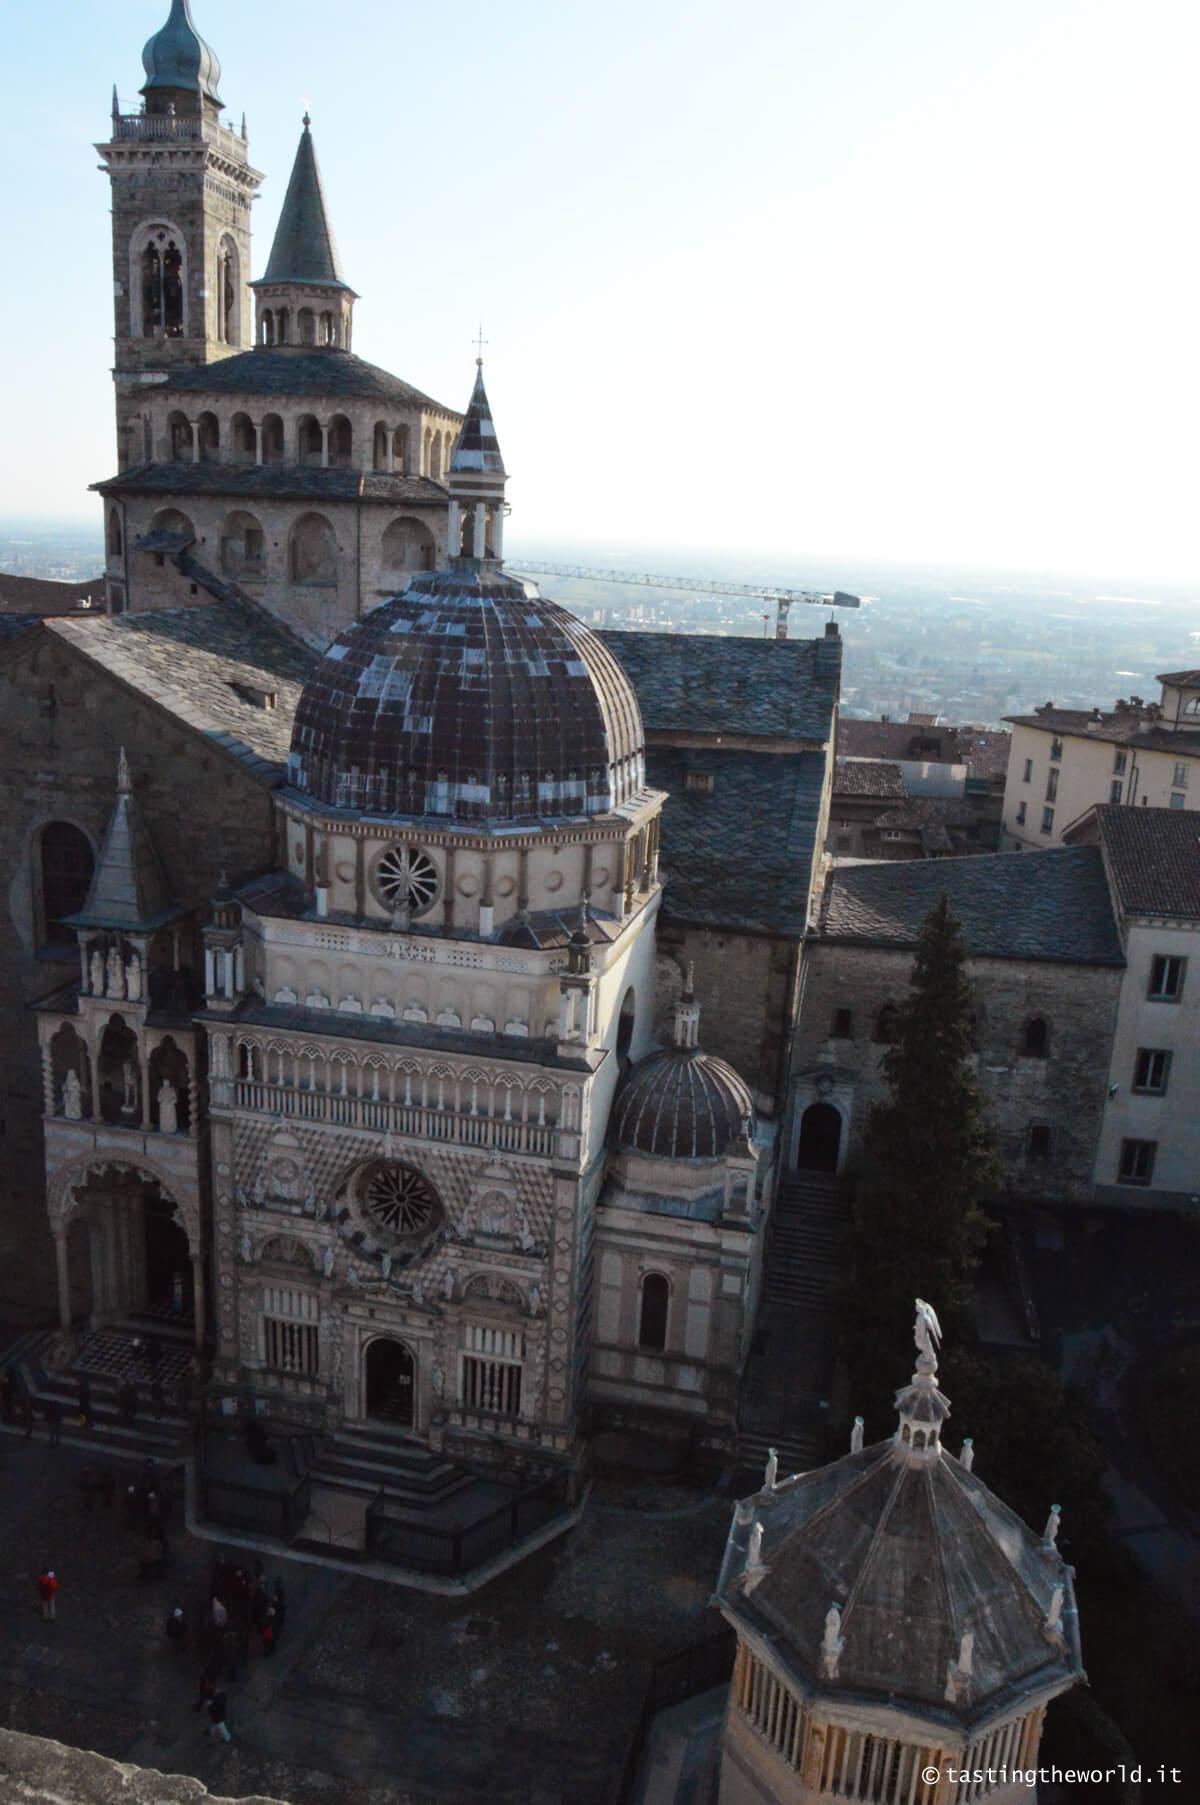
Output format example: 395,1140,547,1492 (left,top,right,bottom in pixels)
1005,706,1200,756
820,846,1123,965
259,120,348,290
611,1044,754,1158
1157,670,1200,686
0,573,105,613
600,629,841,743
838,717,961,763
94,461,447,509
953,725,1011,781
41,602,317,779
0,615,43,644
833,759,905,799
649,745,827,936
1084,804,1200,919
153,348,457,414
450,365,504,475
